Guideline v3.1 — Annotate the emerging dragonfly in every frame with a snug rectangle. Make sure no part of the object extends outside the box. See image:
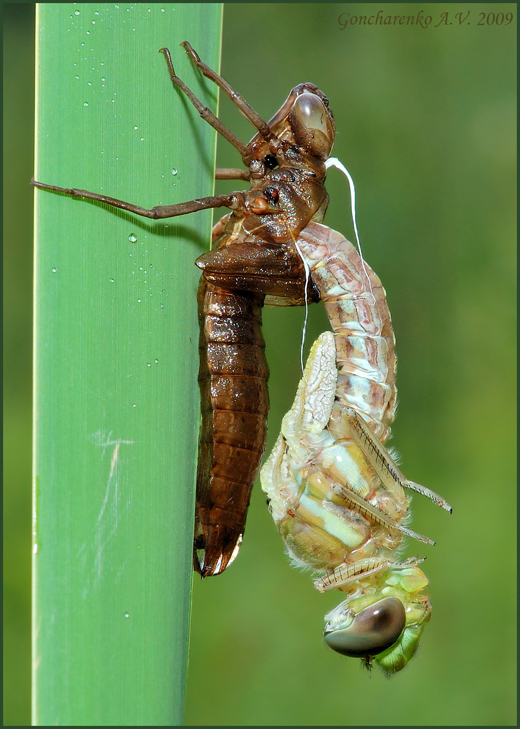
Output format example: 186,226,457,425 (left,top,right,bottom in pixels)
261,224,452,673
33,44,451,667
